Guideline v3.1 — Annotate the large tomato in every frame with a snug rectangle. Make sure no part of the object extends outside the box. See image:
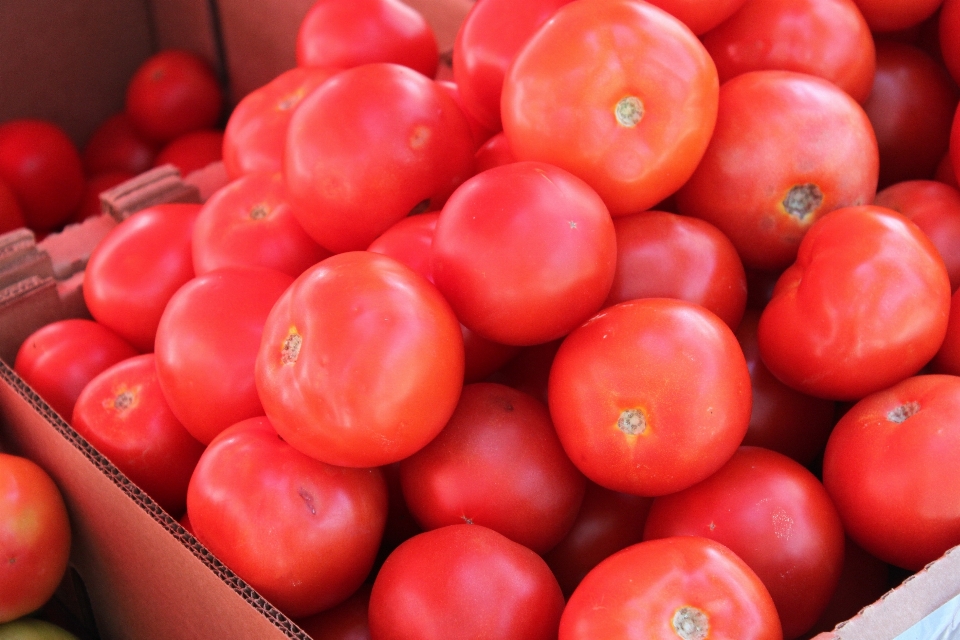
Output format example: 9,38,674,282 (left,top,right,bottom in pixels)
501,0,719,215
